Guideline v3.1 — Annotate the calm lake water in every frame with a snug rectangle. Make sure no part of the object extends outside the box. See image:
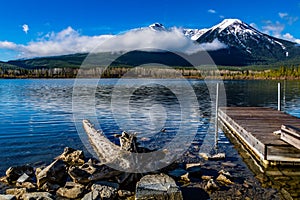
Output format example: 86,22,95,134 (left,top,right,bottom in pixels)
0,79,300,174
